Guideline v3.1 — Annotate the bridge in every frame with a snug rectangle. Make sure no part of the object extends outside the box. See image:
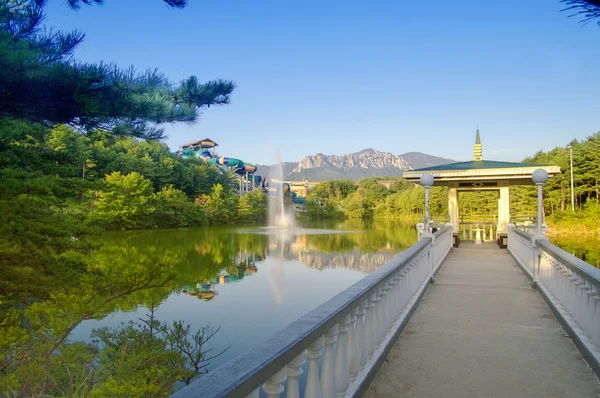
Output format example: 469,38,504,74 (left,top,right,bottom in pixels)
173,223,600,397
172,132,599,397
